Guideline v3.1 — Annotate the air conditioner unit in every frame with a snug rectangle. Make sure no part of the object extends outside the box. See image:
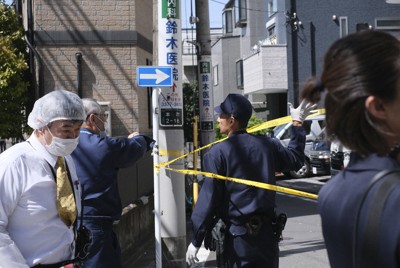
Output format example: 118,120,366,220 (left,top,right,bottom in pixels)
386,0,400,3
